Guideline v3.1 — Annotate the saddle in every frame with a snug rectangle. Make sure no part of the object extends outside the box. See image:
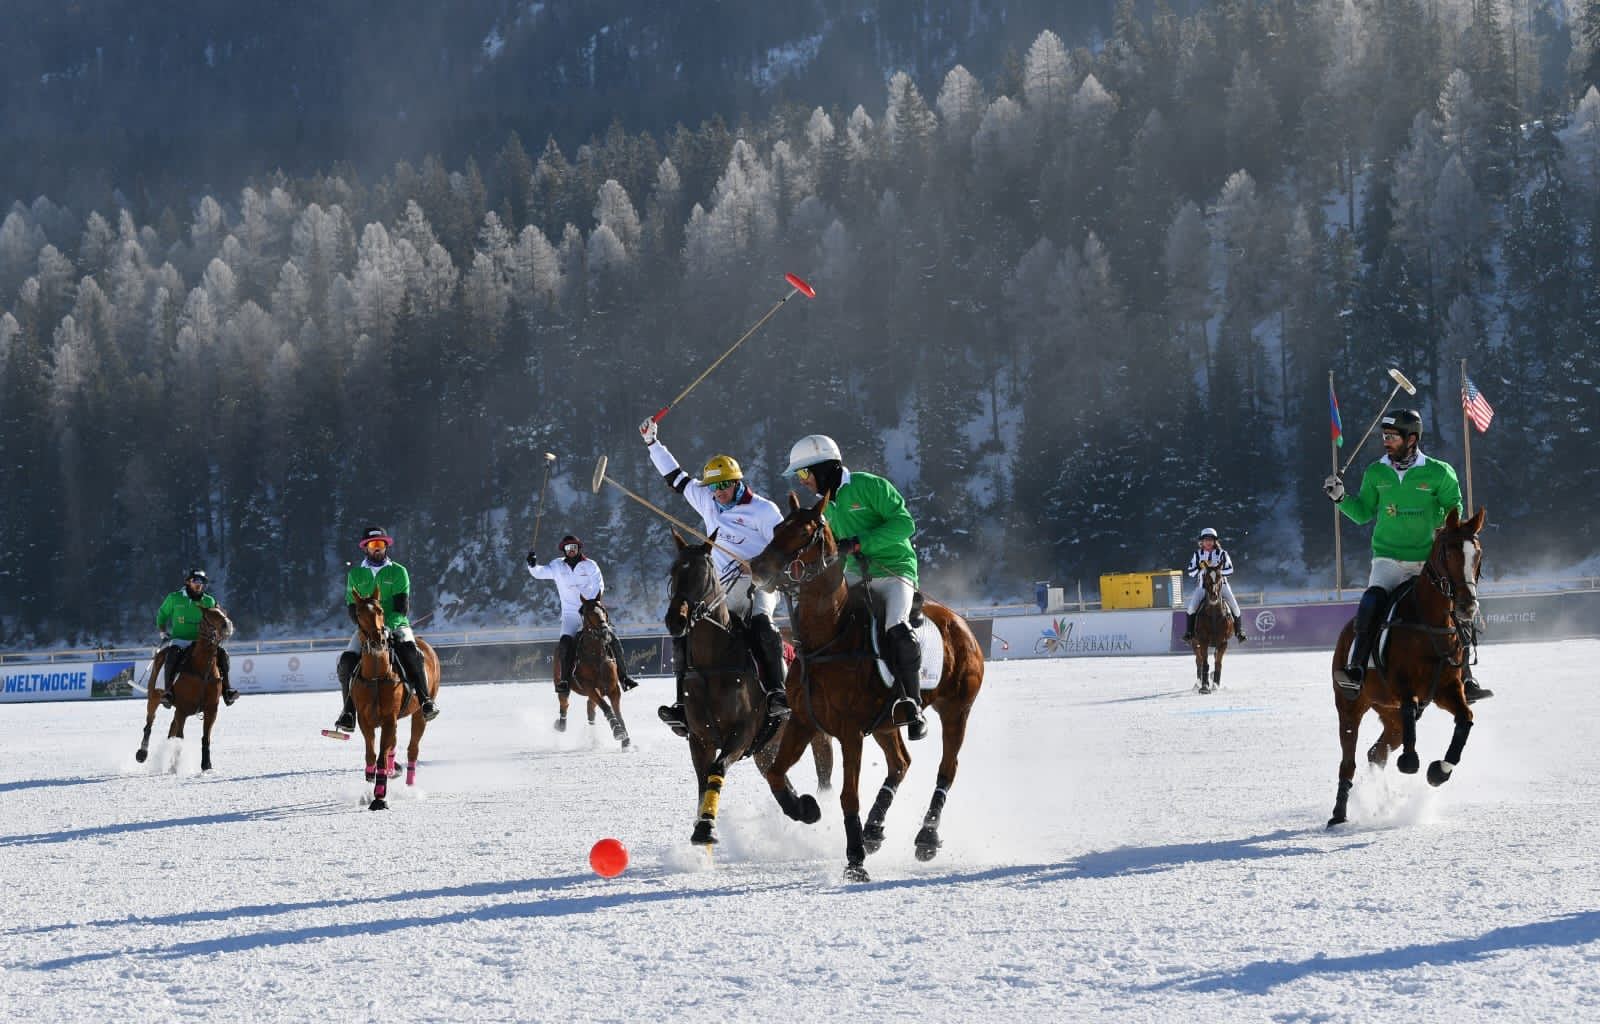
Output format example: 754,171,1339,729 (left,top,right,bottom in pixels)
844,582,939,691
1336,579,1415,688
